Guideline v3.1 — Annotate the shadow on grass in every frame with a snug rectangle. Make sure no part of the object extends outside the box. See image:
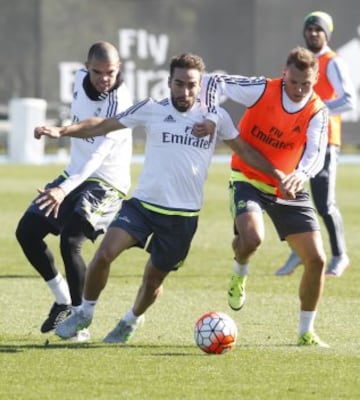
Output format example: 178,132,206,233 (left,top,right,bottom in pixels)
0,275,39,279
0,340,197,351
0,341,298,356
0,342,96,353
0,272,216,280
0,274,144,280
